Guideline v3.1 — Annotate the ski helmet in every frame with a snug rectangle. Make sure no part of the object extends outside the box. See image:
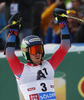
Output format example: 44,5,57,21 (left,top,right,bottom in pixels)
21,35,44,60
